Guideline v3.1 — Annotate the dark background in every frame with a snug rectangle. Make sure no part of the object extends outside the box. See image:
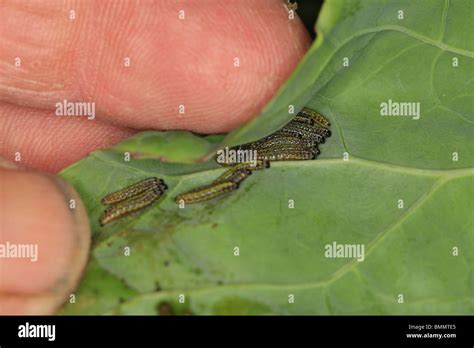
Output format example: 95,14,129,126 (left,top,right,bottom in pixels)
295,0,324,39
